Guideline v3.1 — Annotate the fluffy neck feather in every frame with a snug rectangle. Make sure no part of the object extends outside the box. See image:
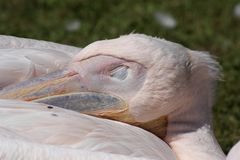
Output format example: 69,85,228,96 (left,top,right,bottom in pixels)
165,84,226,160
